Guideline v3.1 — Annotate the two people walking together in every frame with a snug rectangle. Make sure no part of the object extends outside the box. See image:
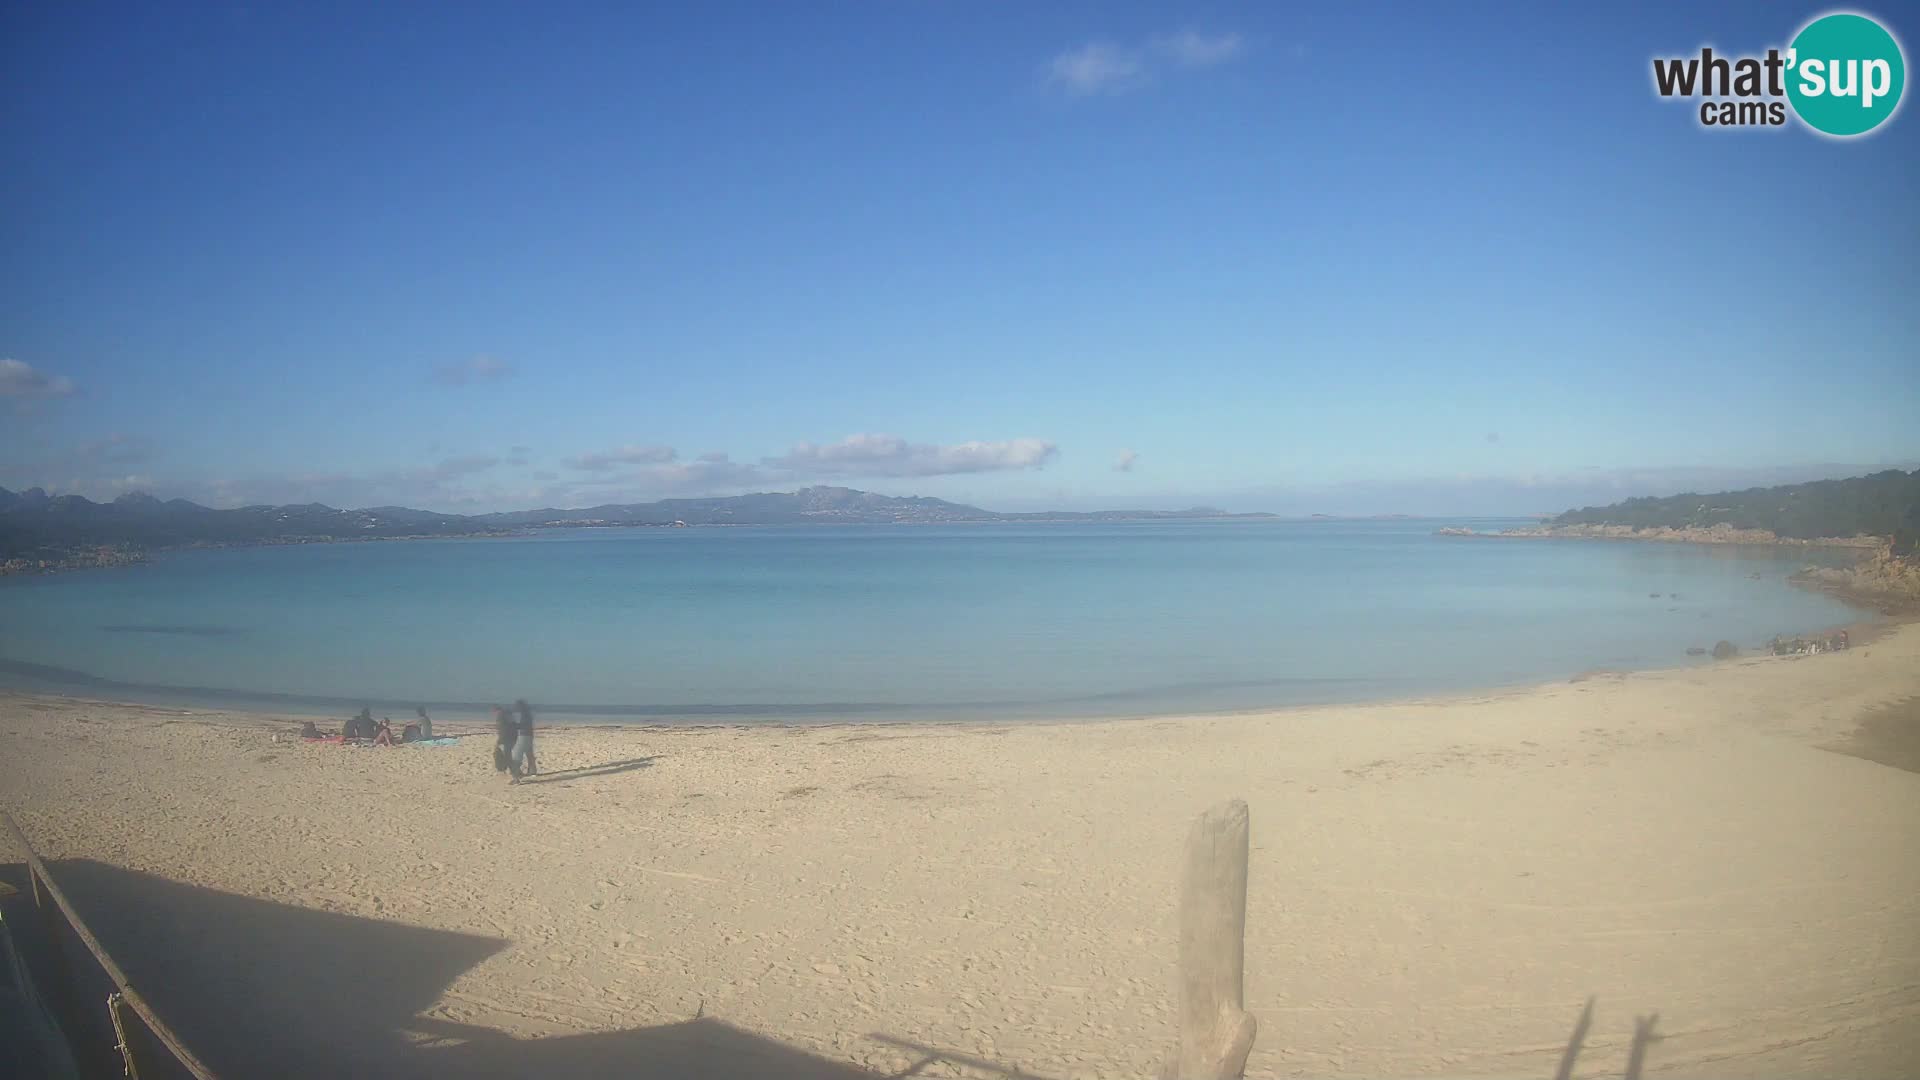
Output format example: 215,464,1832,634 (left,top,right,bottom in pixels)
493,699,537,782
